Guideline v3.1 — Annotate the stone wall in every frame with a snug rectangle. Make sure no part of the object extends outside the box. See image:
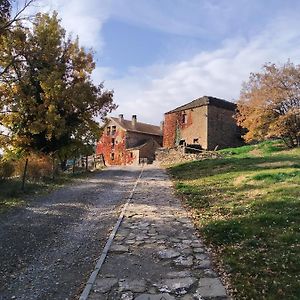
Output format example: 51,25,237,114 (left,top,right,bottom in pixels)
207,105,244,150
155,146,220,165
